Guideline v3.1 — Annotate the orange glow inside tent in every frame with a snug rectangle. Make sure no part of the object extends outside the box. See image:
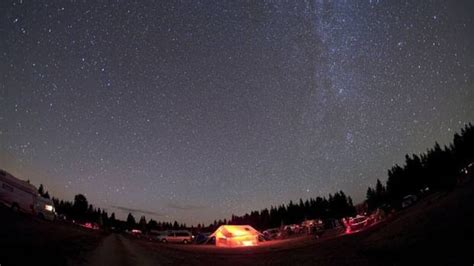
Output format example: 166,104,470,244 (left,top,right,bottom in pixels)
211,225,261,247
